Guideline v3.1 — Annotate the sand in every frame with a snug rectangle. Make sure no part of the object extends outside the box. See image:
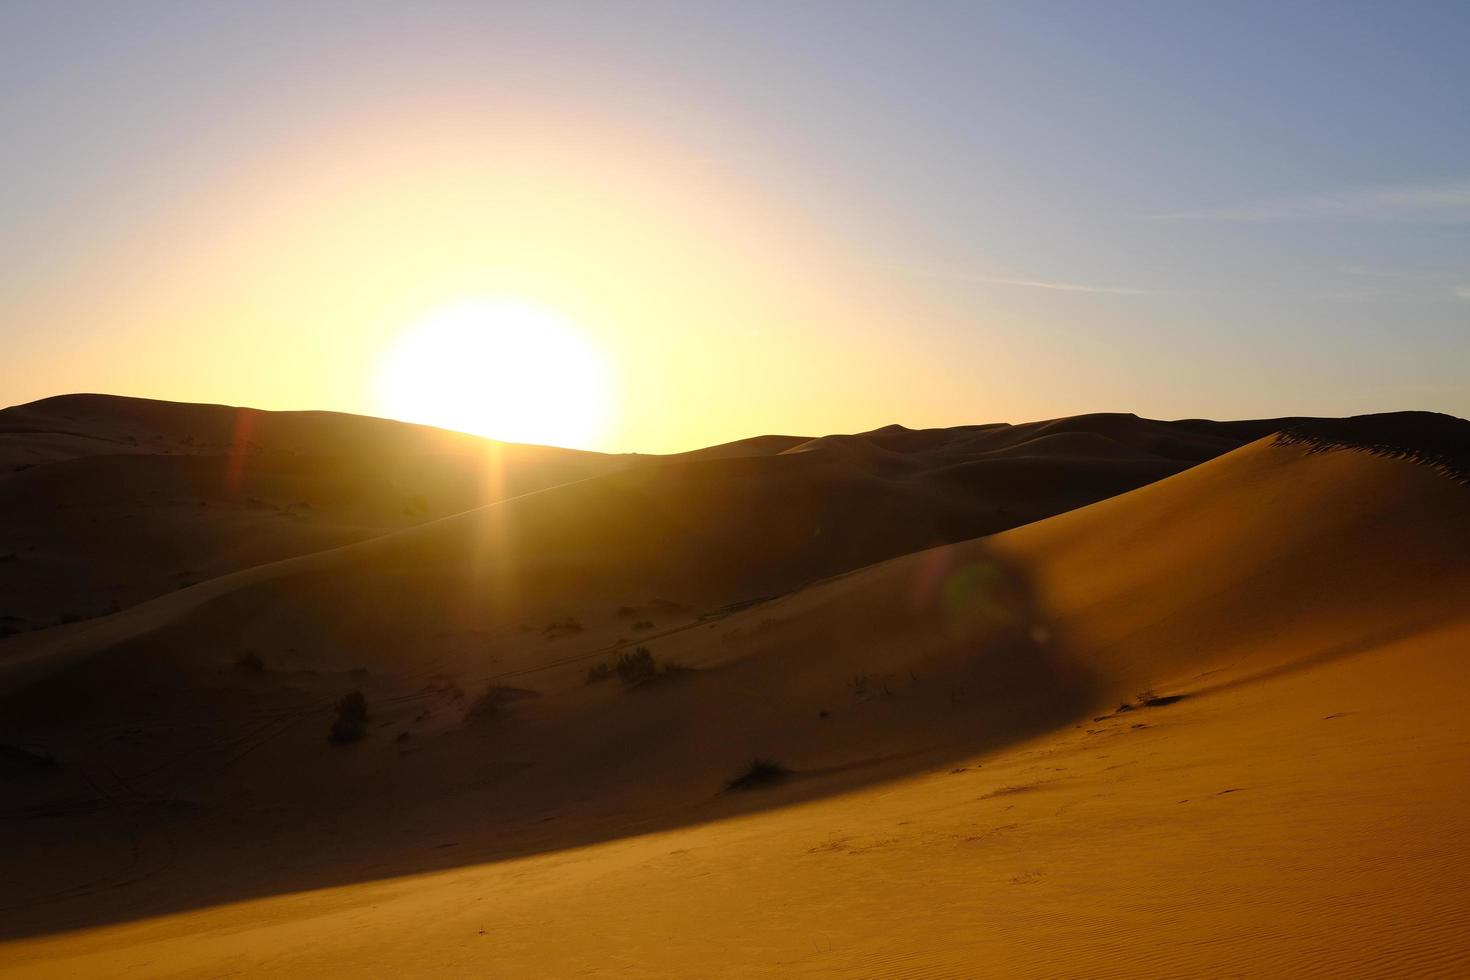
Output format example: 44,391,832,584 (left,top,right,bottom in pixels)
2,400,1468,977
0,395,625,630
0,396,1269,637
